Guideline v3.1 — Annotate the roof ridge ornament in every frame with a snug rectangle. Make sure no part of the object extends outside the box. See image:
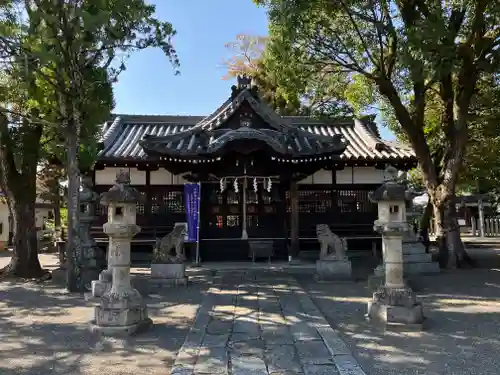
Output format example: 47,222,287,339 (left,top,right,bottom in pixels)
237,75,252,90
231,75,254,99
